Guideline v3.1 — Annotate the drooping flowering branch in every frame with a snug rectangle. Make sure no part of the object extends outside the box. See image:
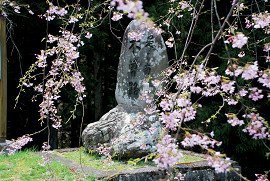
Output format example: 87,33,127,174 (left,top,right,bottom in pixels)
138,1,270,179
